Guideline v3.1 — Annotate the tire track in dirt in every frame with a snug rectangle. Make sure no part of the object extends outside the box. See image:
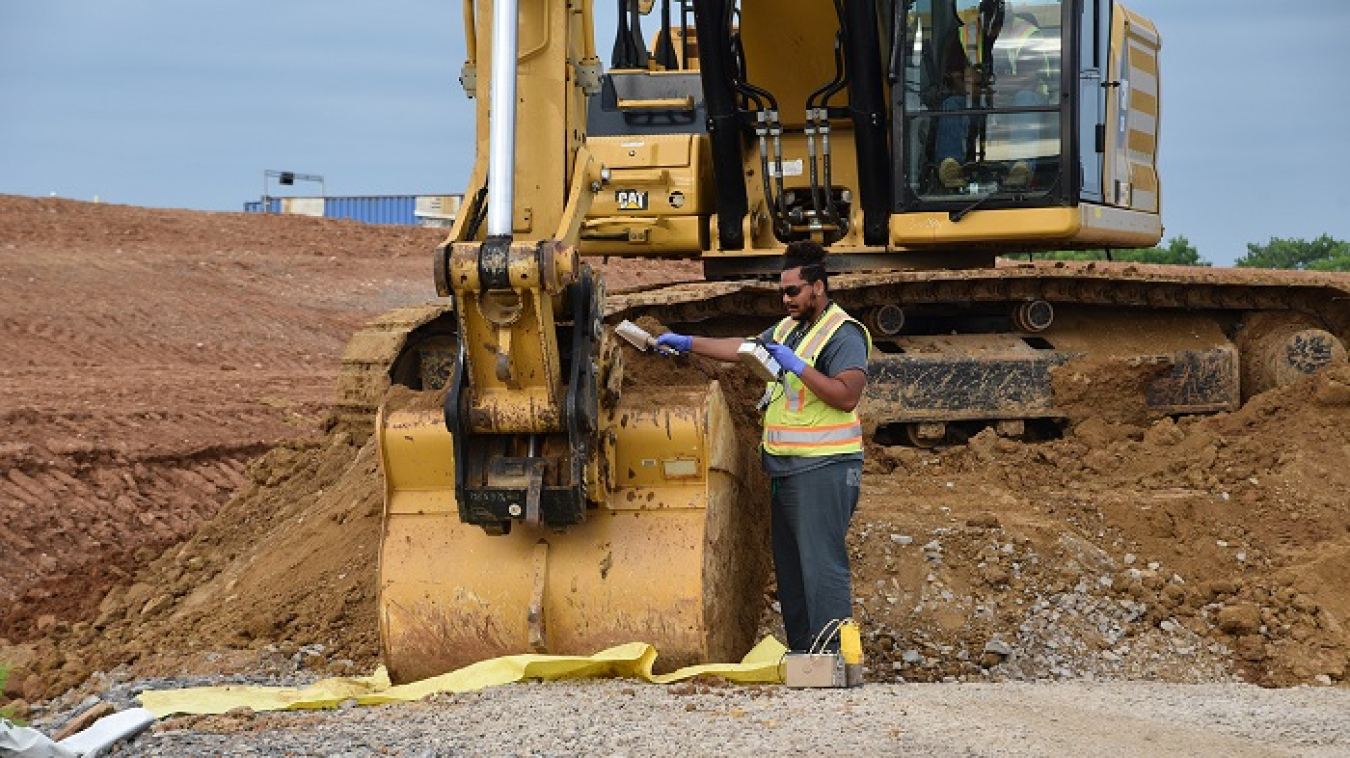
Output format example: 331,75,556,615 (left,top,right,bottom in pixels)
0,443,271,639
